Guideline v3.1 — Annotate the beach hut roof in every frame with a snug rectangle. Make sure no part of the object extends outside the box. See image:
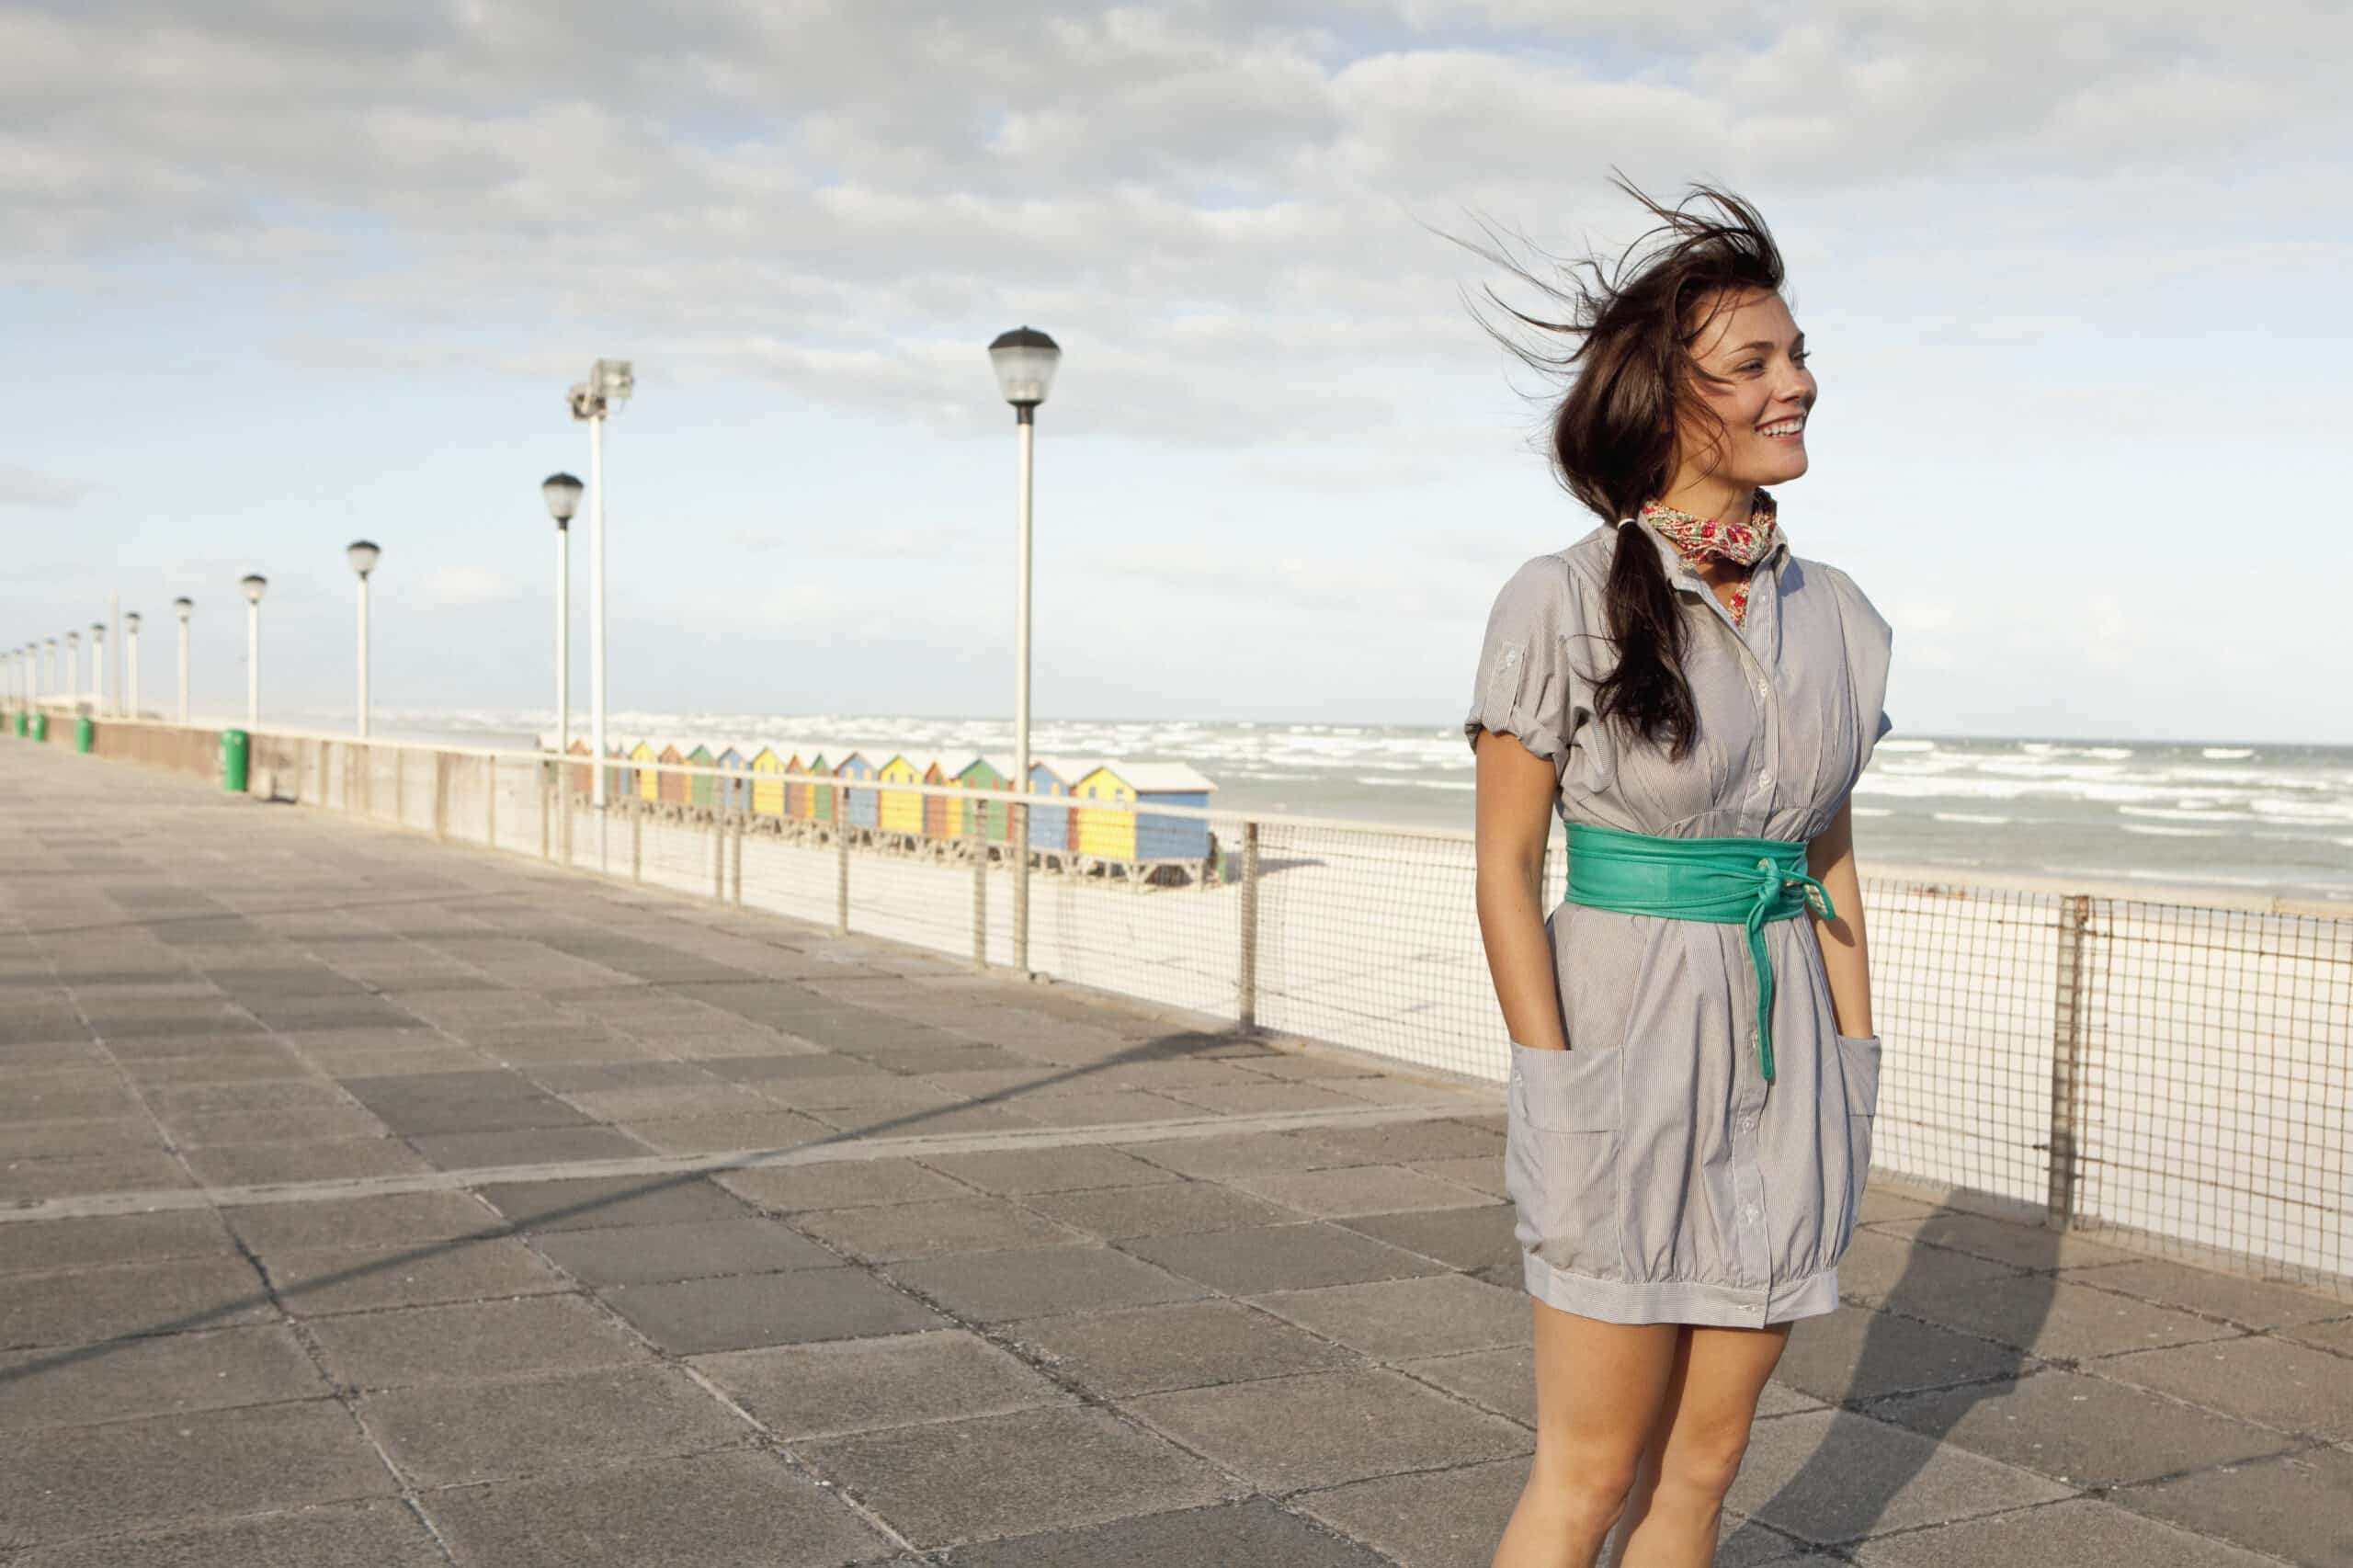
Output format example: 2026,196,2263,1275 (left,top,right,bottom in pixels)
1102,760,1218,793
